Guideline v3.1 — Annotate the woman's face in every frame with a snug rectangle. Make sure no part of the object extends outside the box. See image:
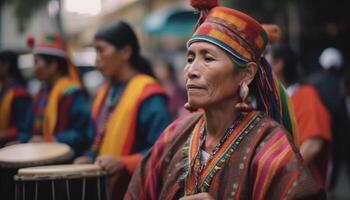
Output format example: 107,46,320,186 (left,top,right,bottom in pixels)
185,42,242,109
94,38,124,78
33,55,56,81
